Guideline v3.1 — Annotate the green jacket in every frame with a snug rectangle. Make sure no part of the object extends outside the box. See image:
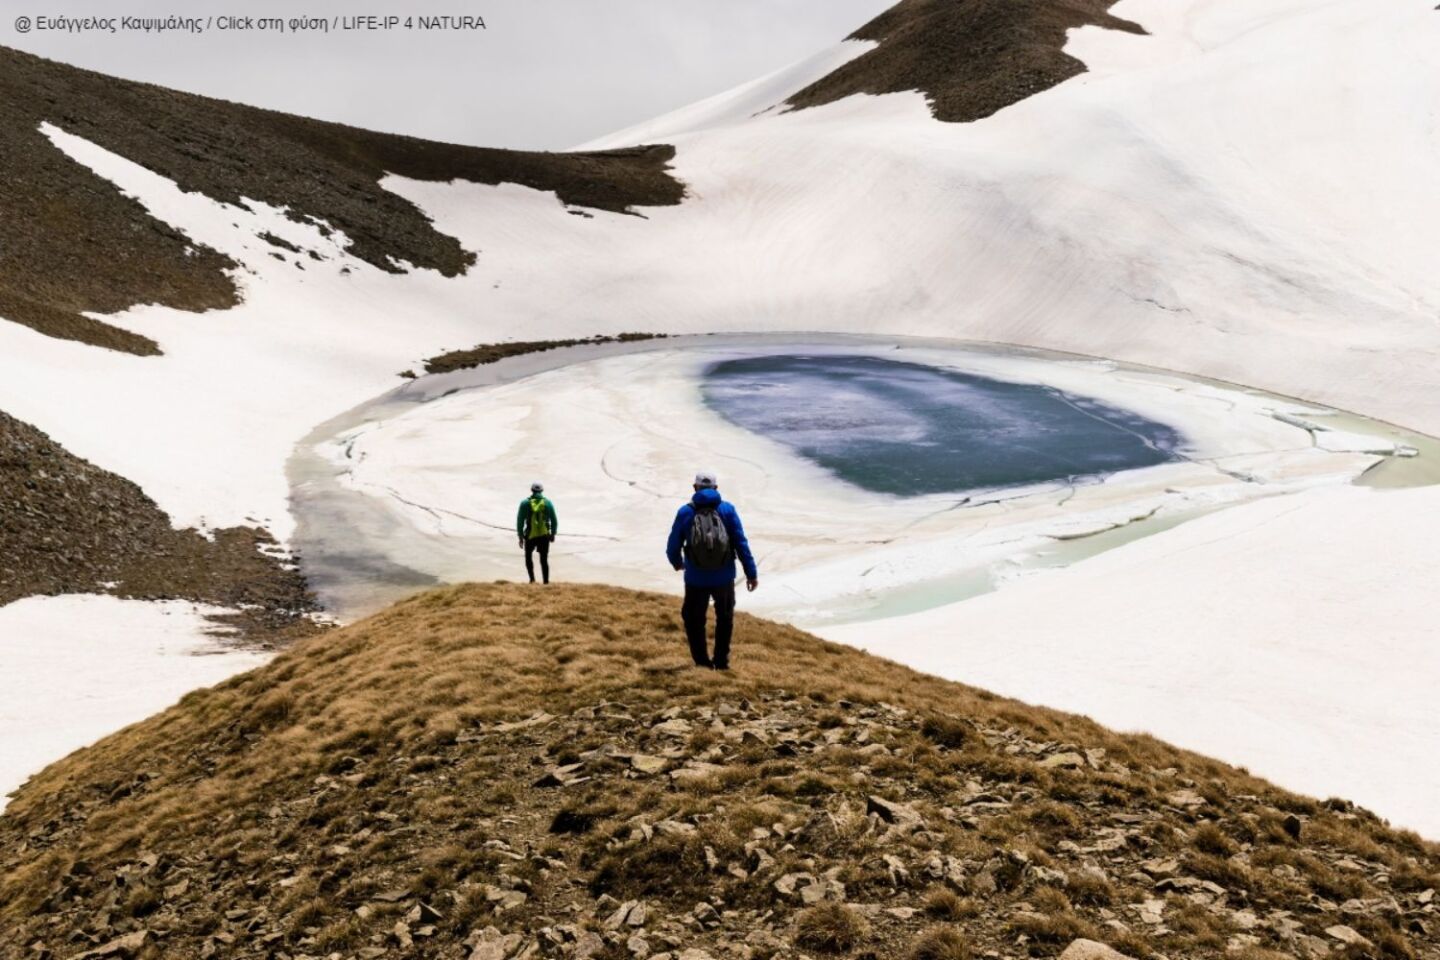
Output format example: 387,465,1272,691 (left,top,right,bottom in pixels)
517,495,557,540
